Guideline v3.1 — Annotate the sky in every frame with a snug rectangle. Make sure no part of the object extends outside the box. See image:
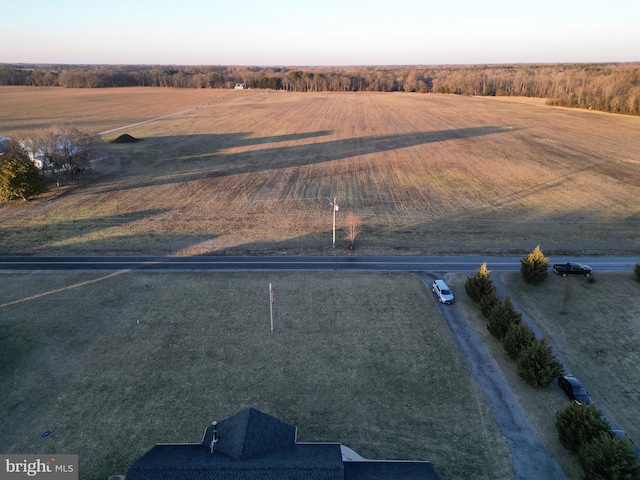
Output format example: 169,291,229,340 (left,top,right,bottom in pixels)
1,0,639,66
